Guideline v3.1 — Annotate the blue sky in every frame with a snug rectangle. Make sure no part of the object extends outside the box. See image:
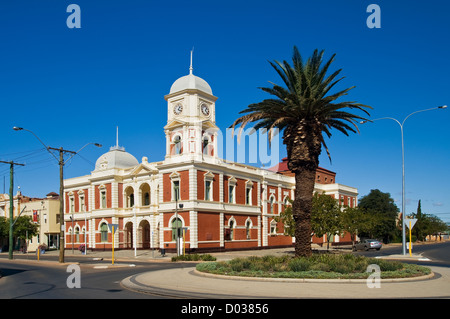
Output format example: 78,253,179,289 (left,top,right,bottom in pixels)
1,0,449,222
